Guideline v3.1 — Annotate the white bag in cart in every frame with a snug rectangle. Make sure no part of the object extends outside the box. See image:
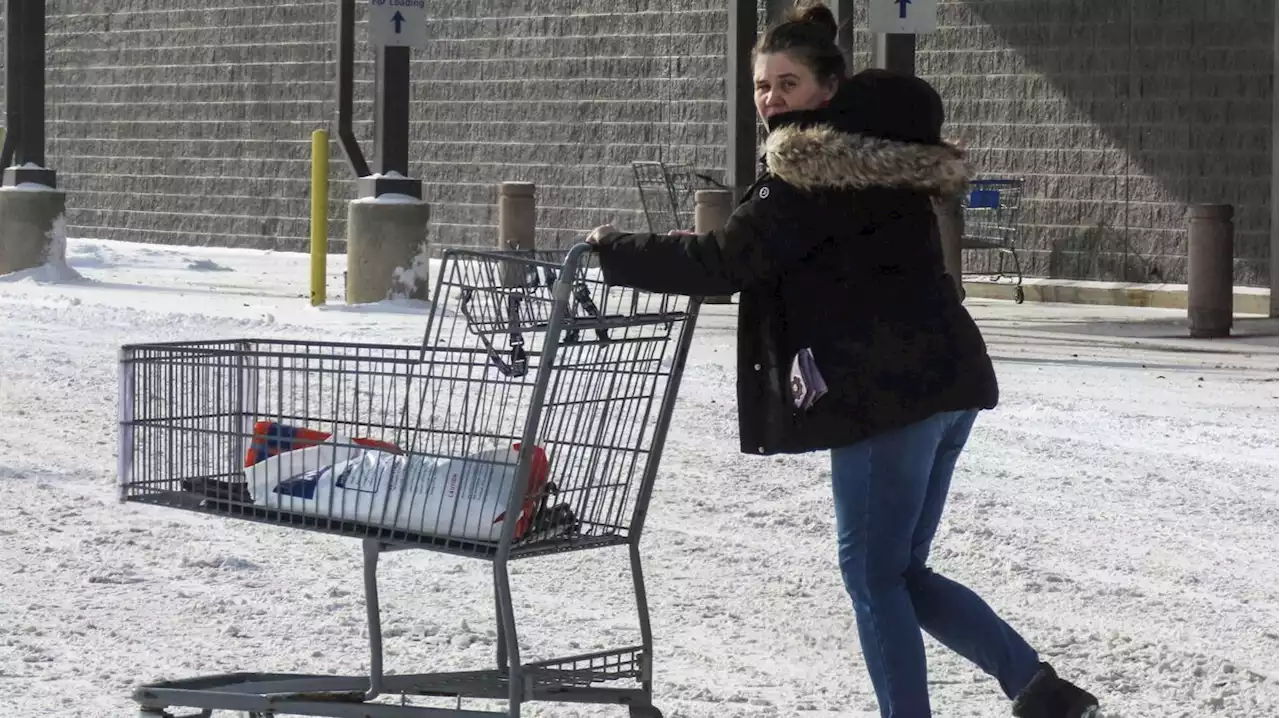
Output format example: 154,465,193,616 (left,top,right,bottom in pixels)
244,437,550,543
